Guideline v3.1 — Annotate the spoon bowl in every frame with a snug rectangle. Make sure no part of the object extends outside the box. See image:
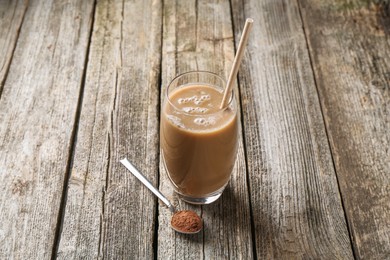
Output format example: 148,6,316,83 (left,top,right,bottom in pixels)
171,225,202,234
170,210,203,234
